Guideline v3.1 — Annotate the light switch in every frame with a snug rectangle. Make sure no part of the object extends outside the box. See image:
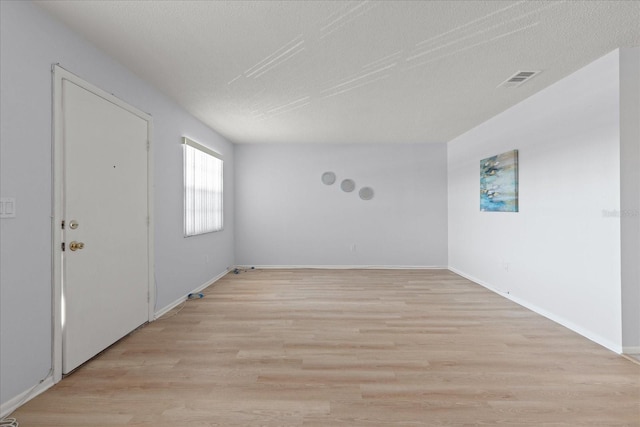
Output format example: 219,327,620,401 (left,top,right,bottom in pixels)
0,198,16,218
